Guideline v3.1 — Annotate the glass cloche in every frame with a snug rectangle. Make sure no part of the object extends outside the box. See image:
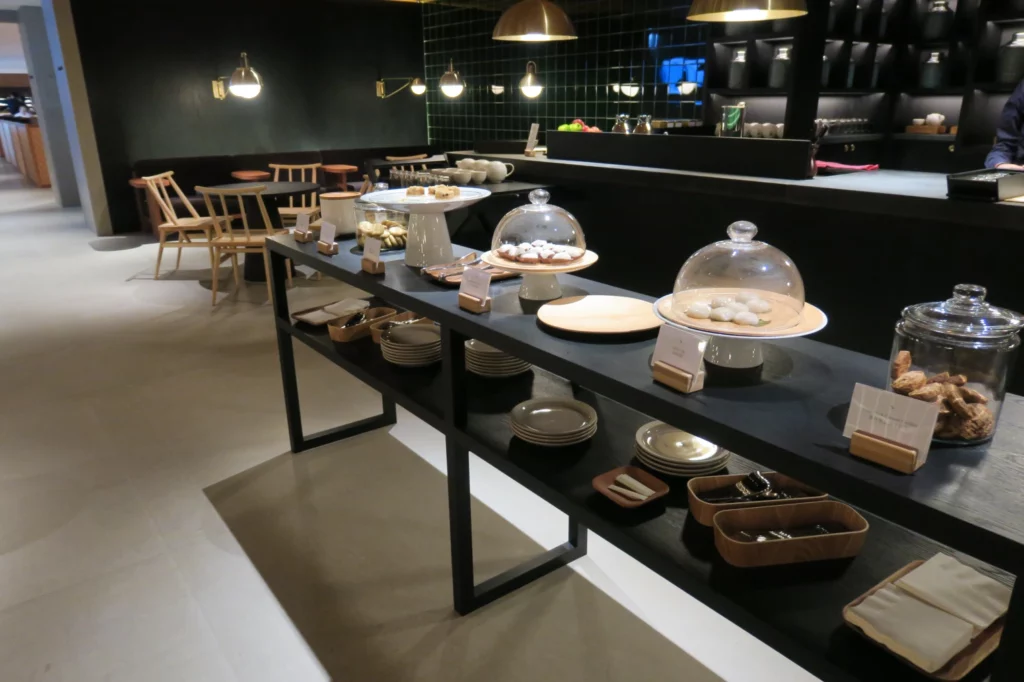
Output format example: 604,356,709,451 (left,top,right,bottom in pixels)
667,220,806,332
489,189,587,266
